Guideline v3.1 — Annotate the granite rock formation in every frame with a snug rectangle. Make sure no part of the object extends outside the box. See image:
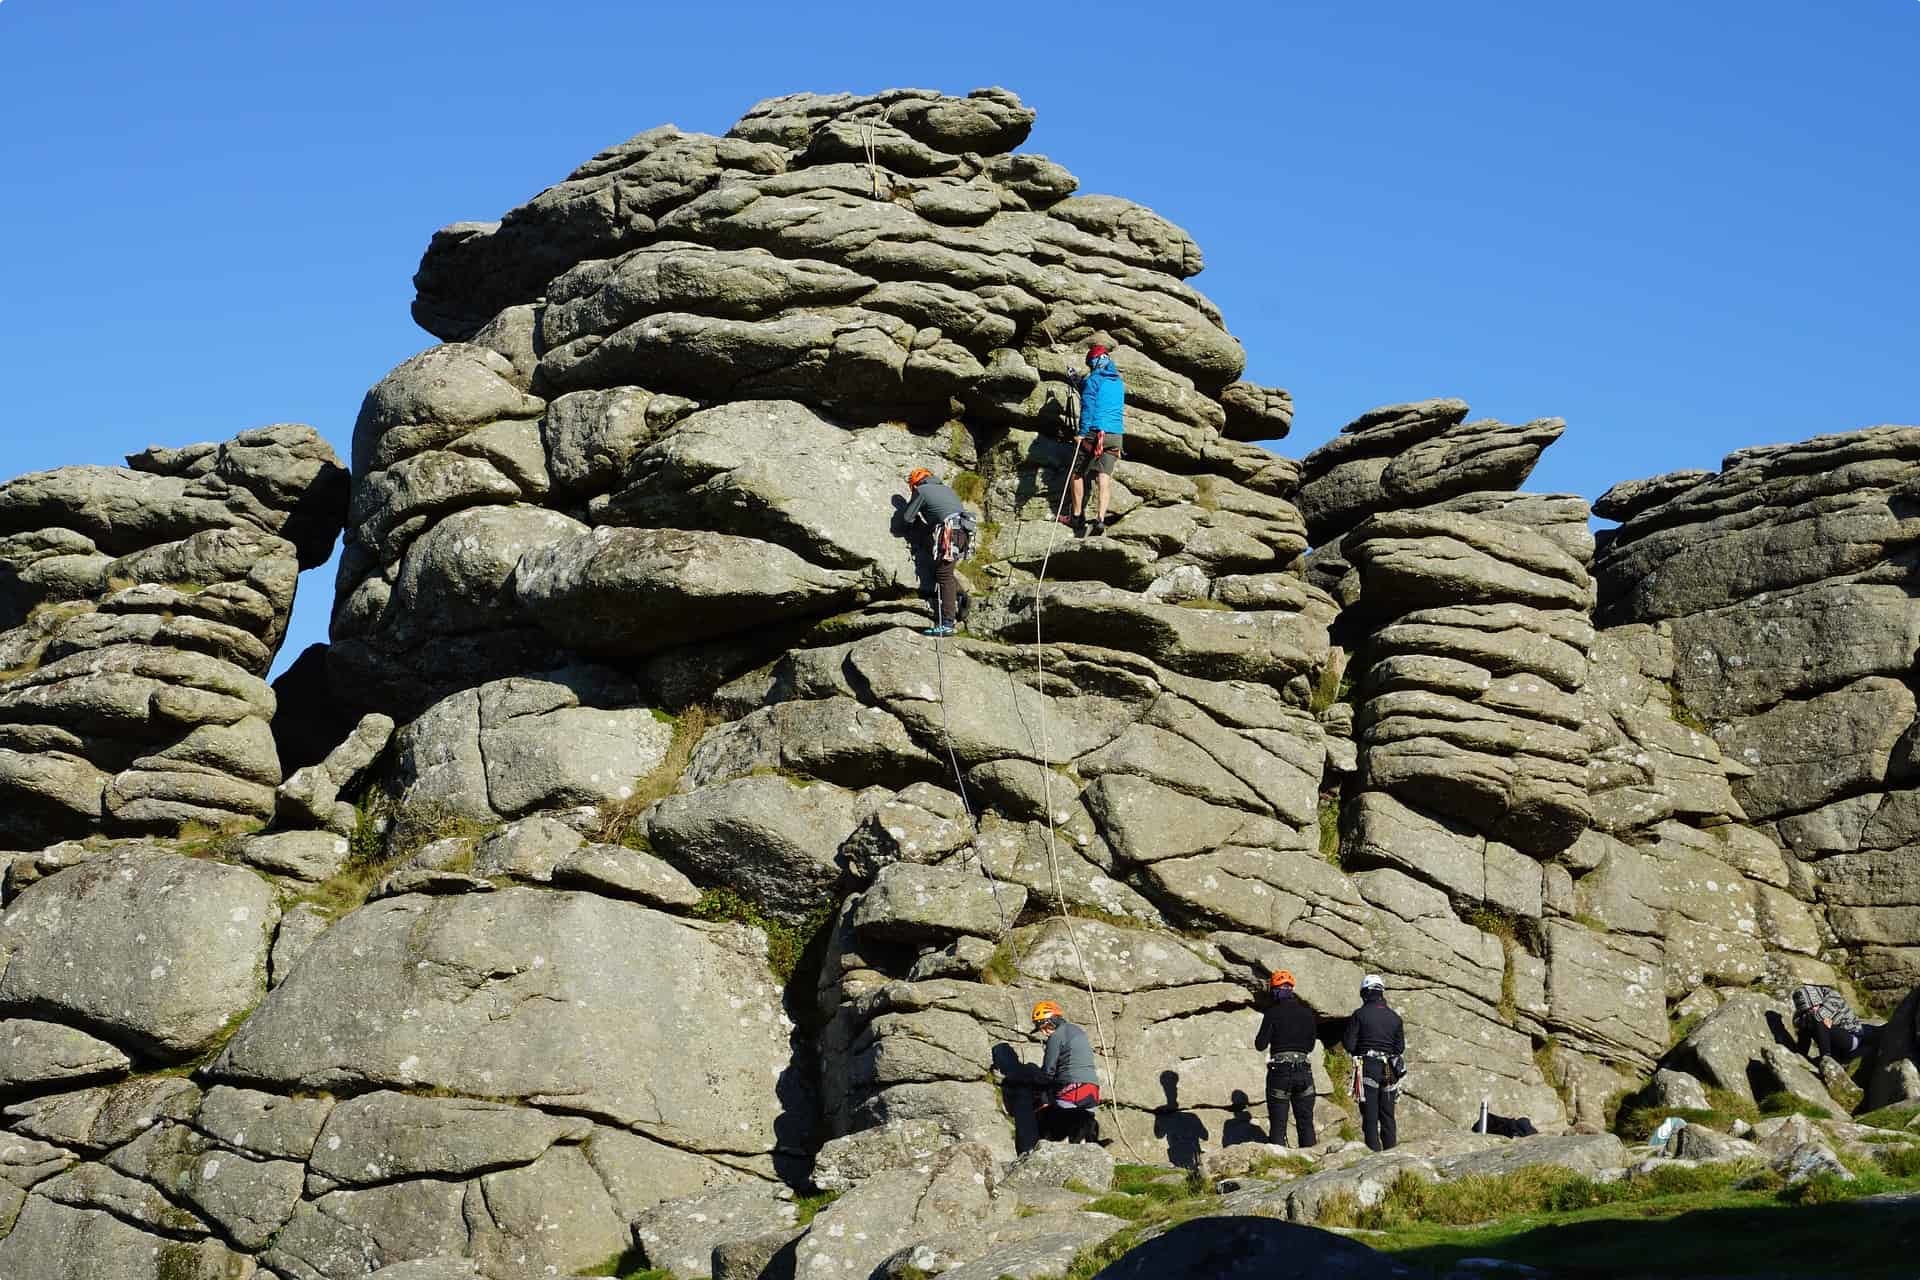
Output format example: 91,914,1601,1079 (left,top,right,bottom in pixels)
0,86,1916,1280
